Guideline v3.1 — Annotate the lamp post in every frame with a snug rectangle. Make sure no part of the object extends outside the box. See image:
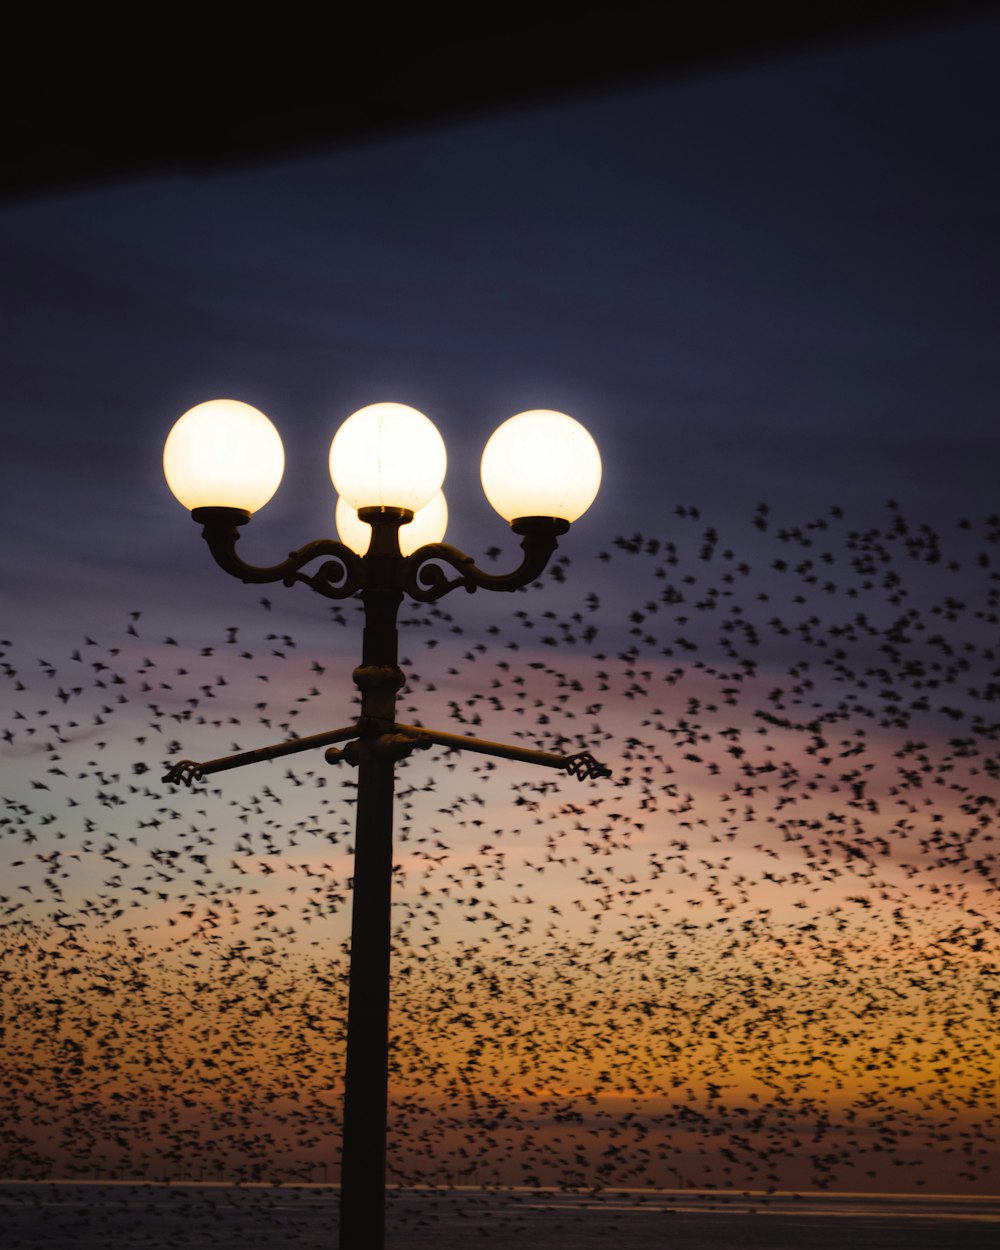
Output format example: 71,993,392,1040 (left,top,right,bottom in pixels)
161,399,611,1250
